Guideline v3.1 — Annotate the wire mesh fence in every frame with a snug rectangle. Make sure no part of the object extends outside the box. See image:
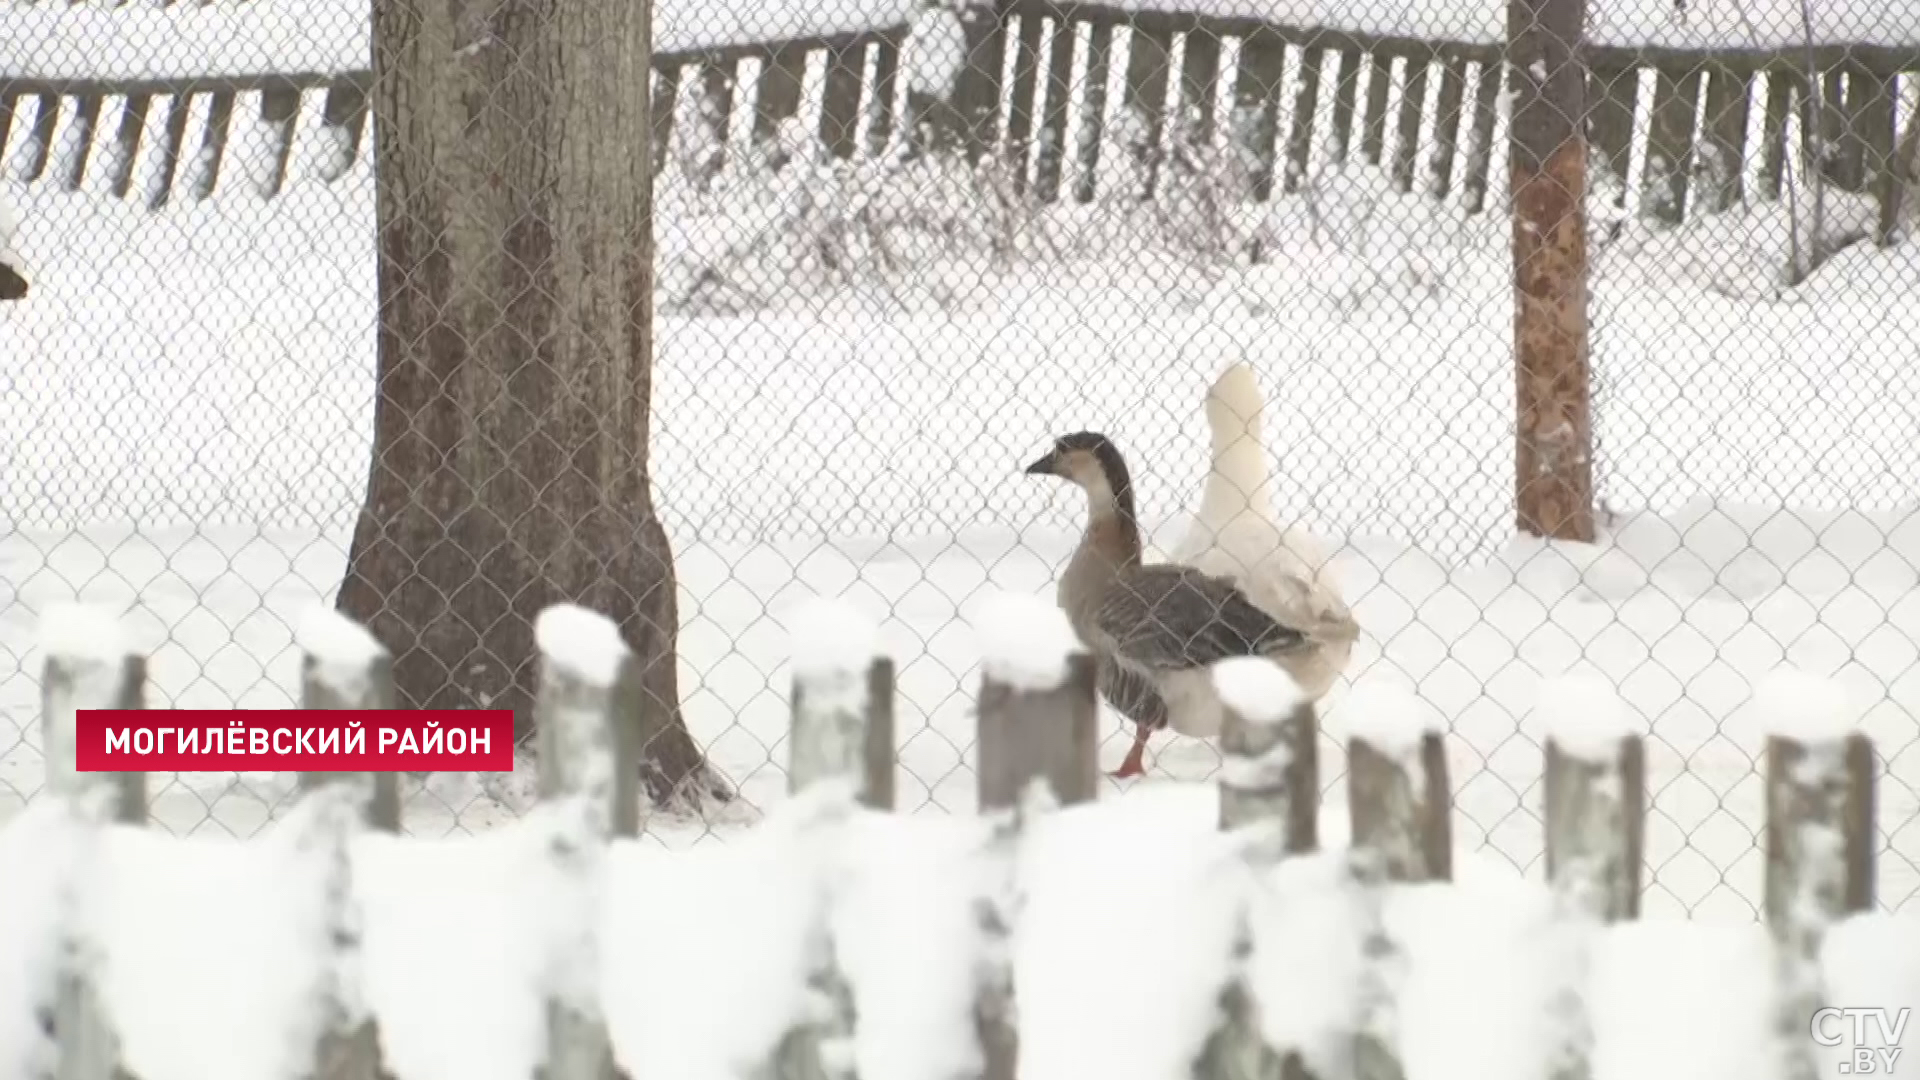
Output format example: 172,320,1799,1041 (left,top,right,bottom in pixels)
0,0,1917,921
